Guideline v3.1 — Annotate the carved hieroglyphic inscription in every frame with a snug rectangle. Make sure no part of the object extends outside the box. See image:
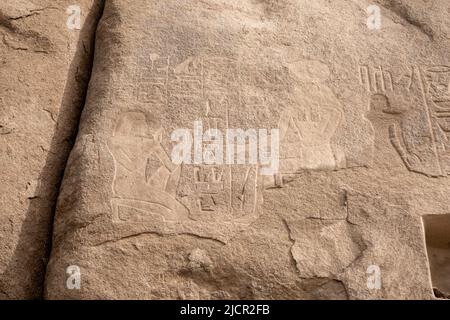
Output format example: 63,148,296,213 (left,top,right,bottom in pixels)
107,55,262,236
175,57,260,224
425,66,450,175
135,54,170,106
360,64,450,177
